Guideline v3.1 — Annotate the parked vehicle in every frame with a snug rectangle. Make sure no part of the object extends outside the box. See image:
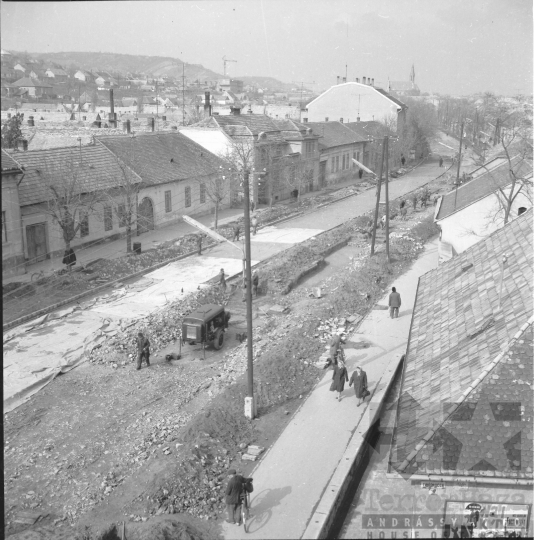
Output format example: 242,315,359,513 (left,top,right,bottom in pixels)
181,304,231,352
